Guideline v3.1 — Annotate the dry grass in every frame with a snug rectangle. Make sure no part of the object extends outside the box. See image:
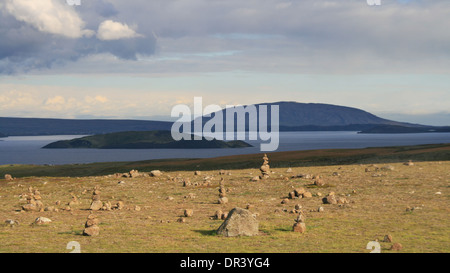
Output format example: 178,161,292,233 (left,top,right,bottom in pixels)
0,160,449,253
